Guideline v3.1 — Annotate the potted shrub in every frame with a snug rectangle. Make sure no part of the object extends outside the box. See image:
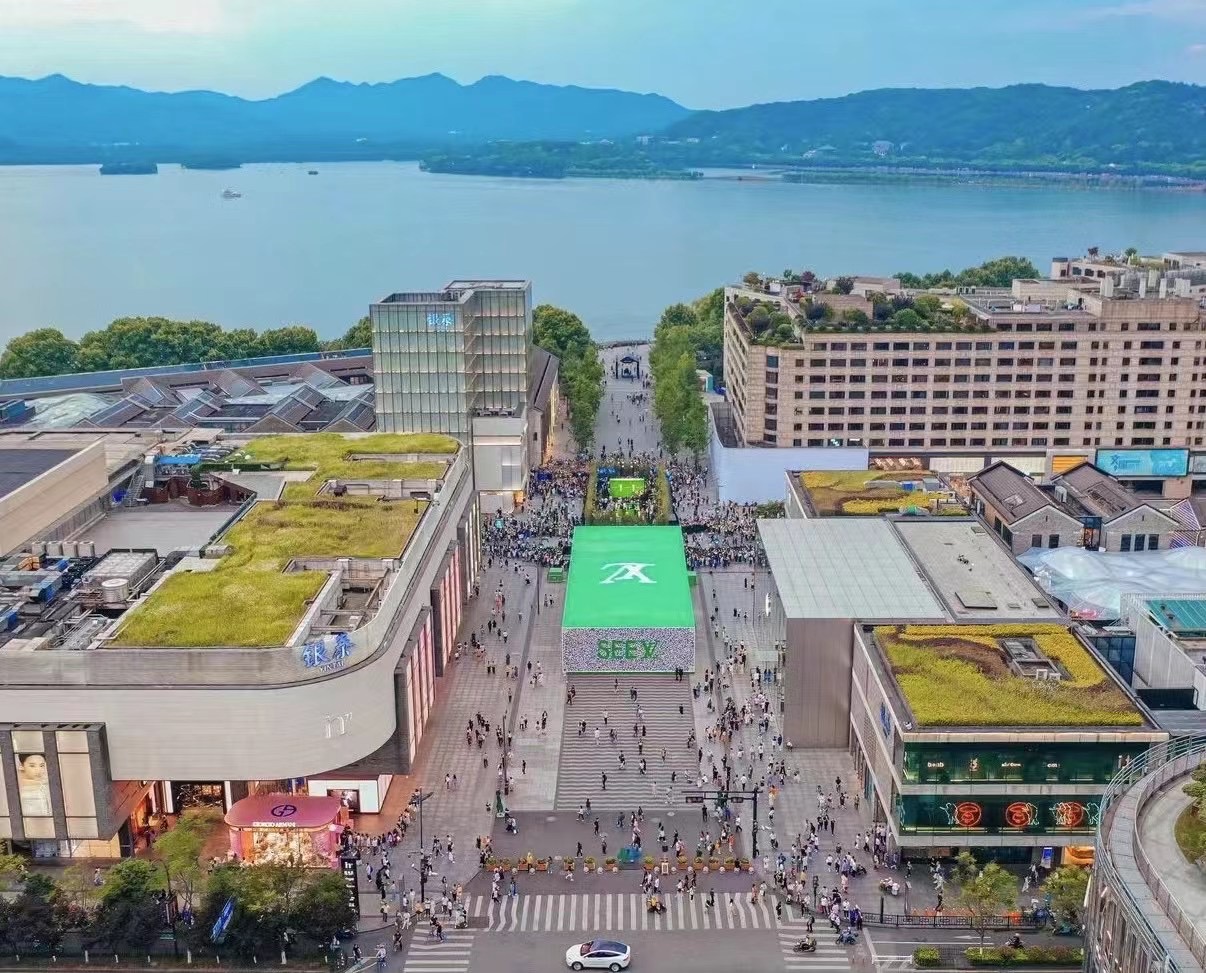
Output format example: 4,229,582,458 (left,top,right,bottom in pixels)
676,855,688,867
643,855,655,871
693,856,704,870
723,857,736,870
708,858,721,871
584,856,597,871
737,857,751,872
535,857,549,872
516,859,529,872
605,857,618,873
499,858,512,872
